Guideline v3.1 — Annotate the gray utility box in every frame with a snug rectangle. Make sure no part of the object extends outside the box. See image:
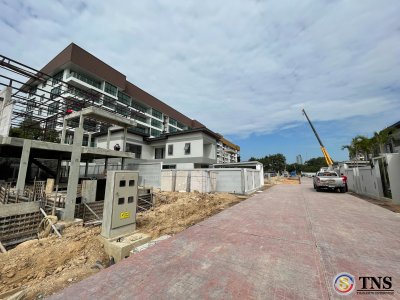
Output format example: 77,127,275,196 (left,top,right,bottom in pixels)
101,171,139,239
